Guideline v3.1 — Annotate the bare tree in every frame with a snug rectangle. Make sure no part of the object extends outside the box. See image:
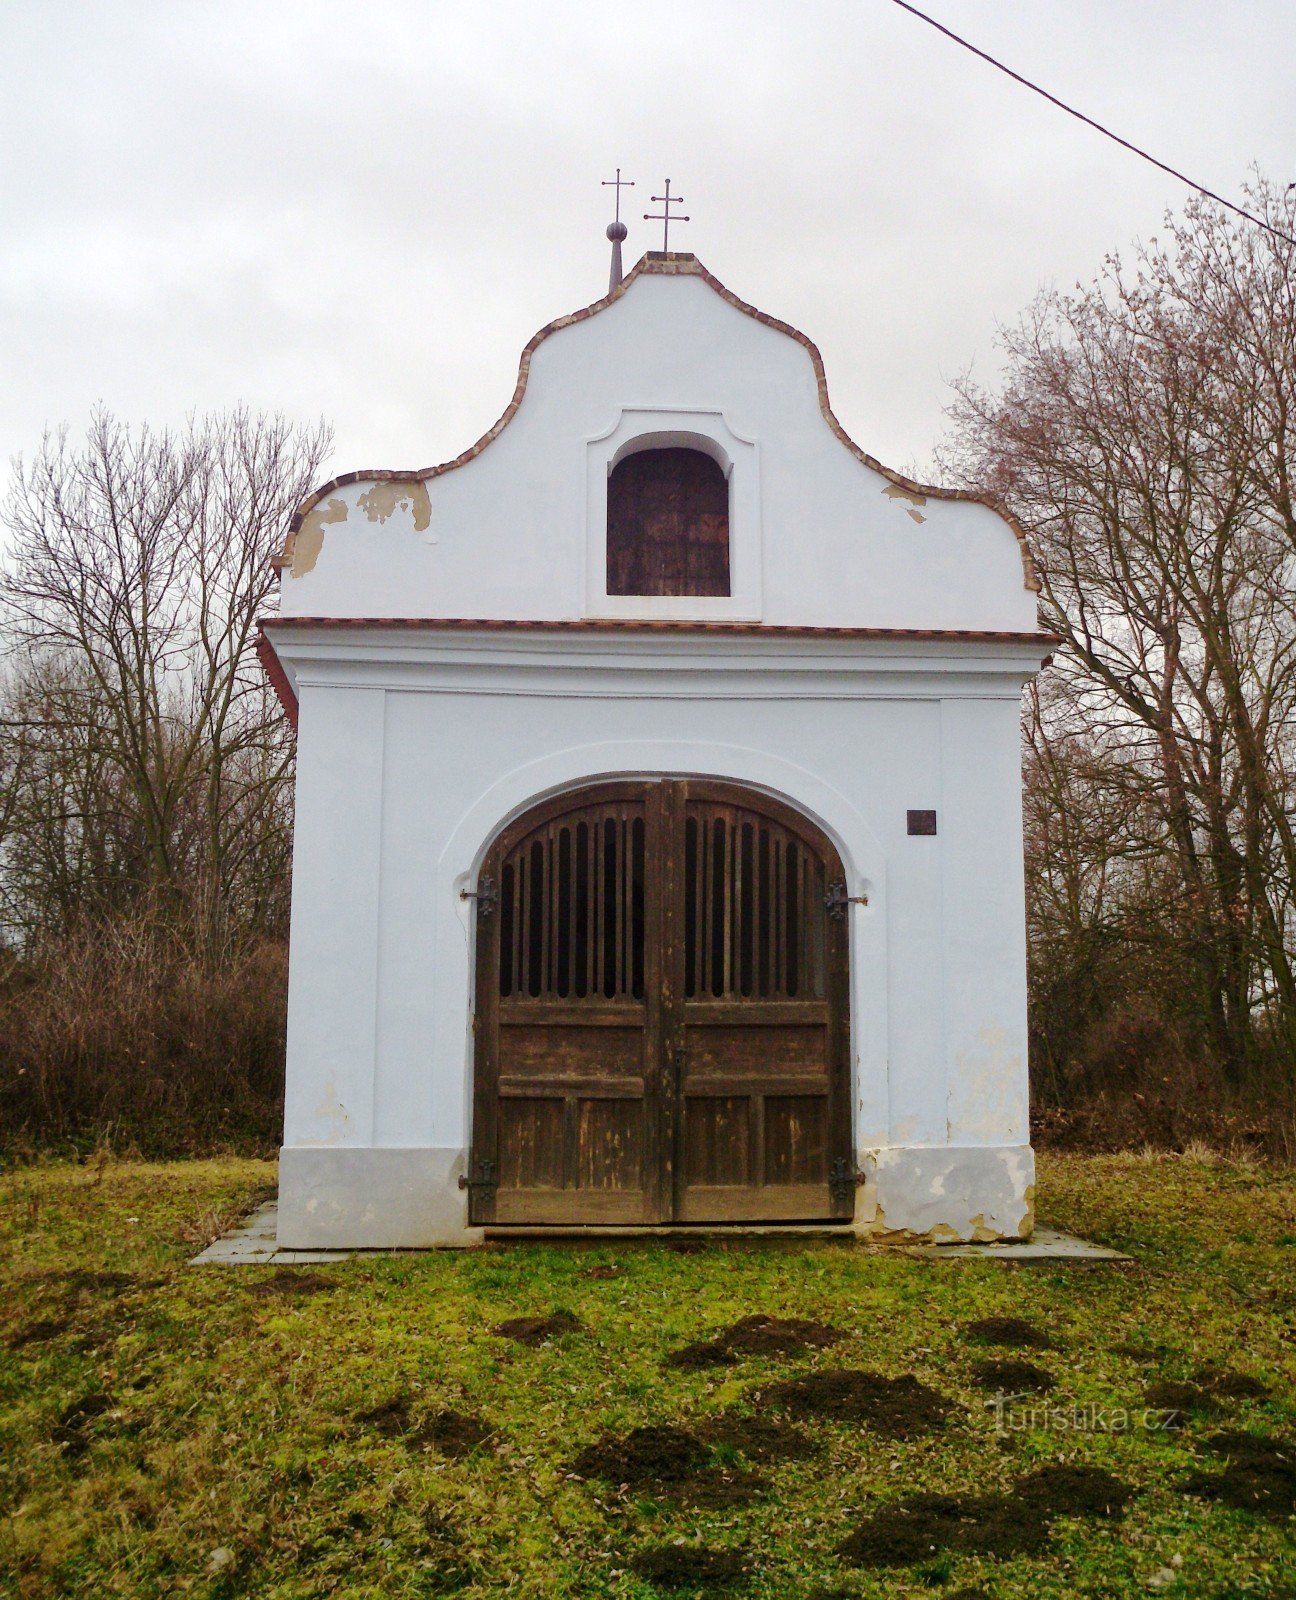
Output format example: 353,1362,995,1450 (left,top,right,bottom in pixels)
0,408,330,959
943,176,1296,1085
